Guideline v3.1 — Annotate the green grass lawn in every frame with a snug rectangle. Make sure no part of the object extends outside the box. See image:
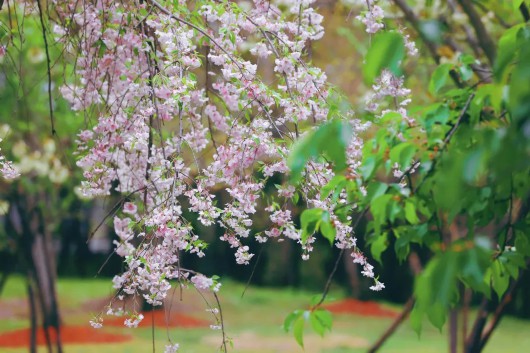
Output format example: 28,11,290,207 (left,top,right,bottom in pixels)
1,276,528,352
